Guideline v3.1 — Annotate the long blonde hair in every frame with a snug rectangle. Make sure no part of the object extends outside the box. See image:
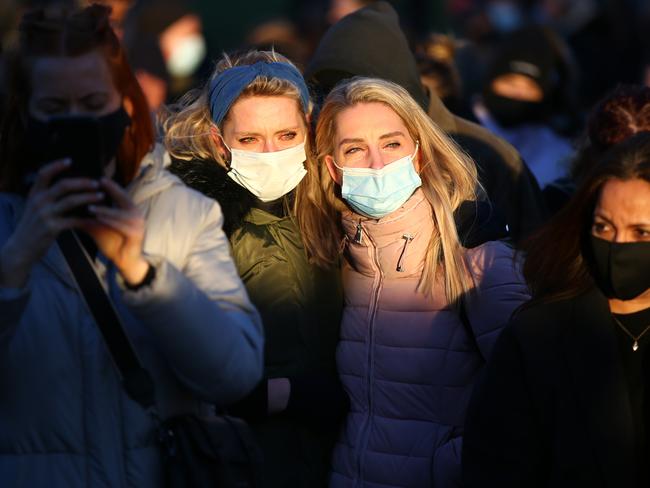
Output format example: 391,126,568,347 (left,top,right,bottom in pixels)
161,50,315,216
302,77,479,303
